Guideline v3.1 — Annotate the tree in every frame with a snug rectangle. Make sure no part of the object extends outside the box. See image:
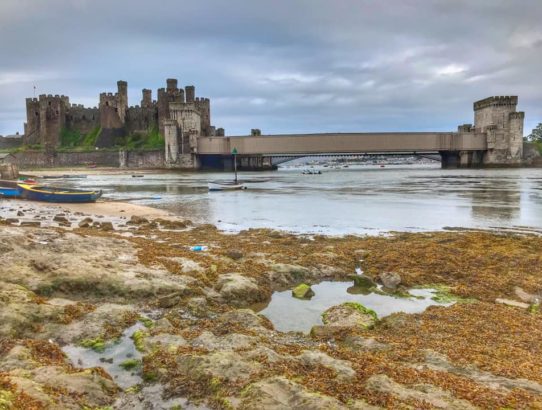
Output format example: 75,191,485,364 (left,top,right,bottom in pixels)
527,123,542,142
